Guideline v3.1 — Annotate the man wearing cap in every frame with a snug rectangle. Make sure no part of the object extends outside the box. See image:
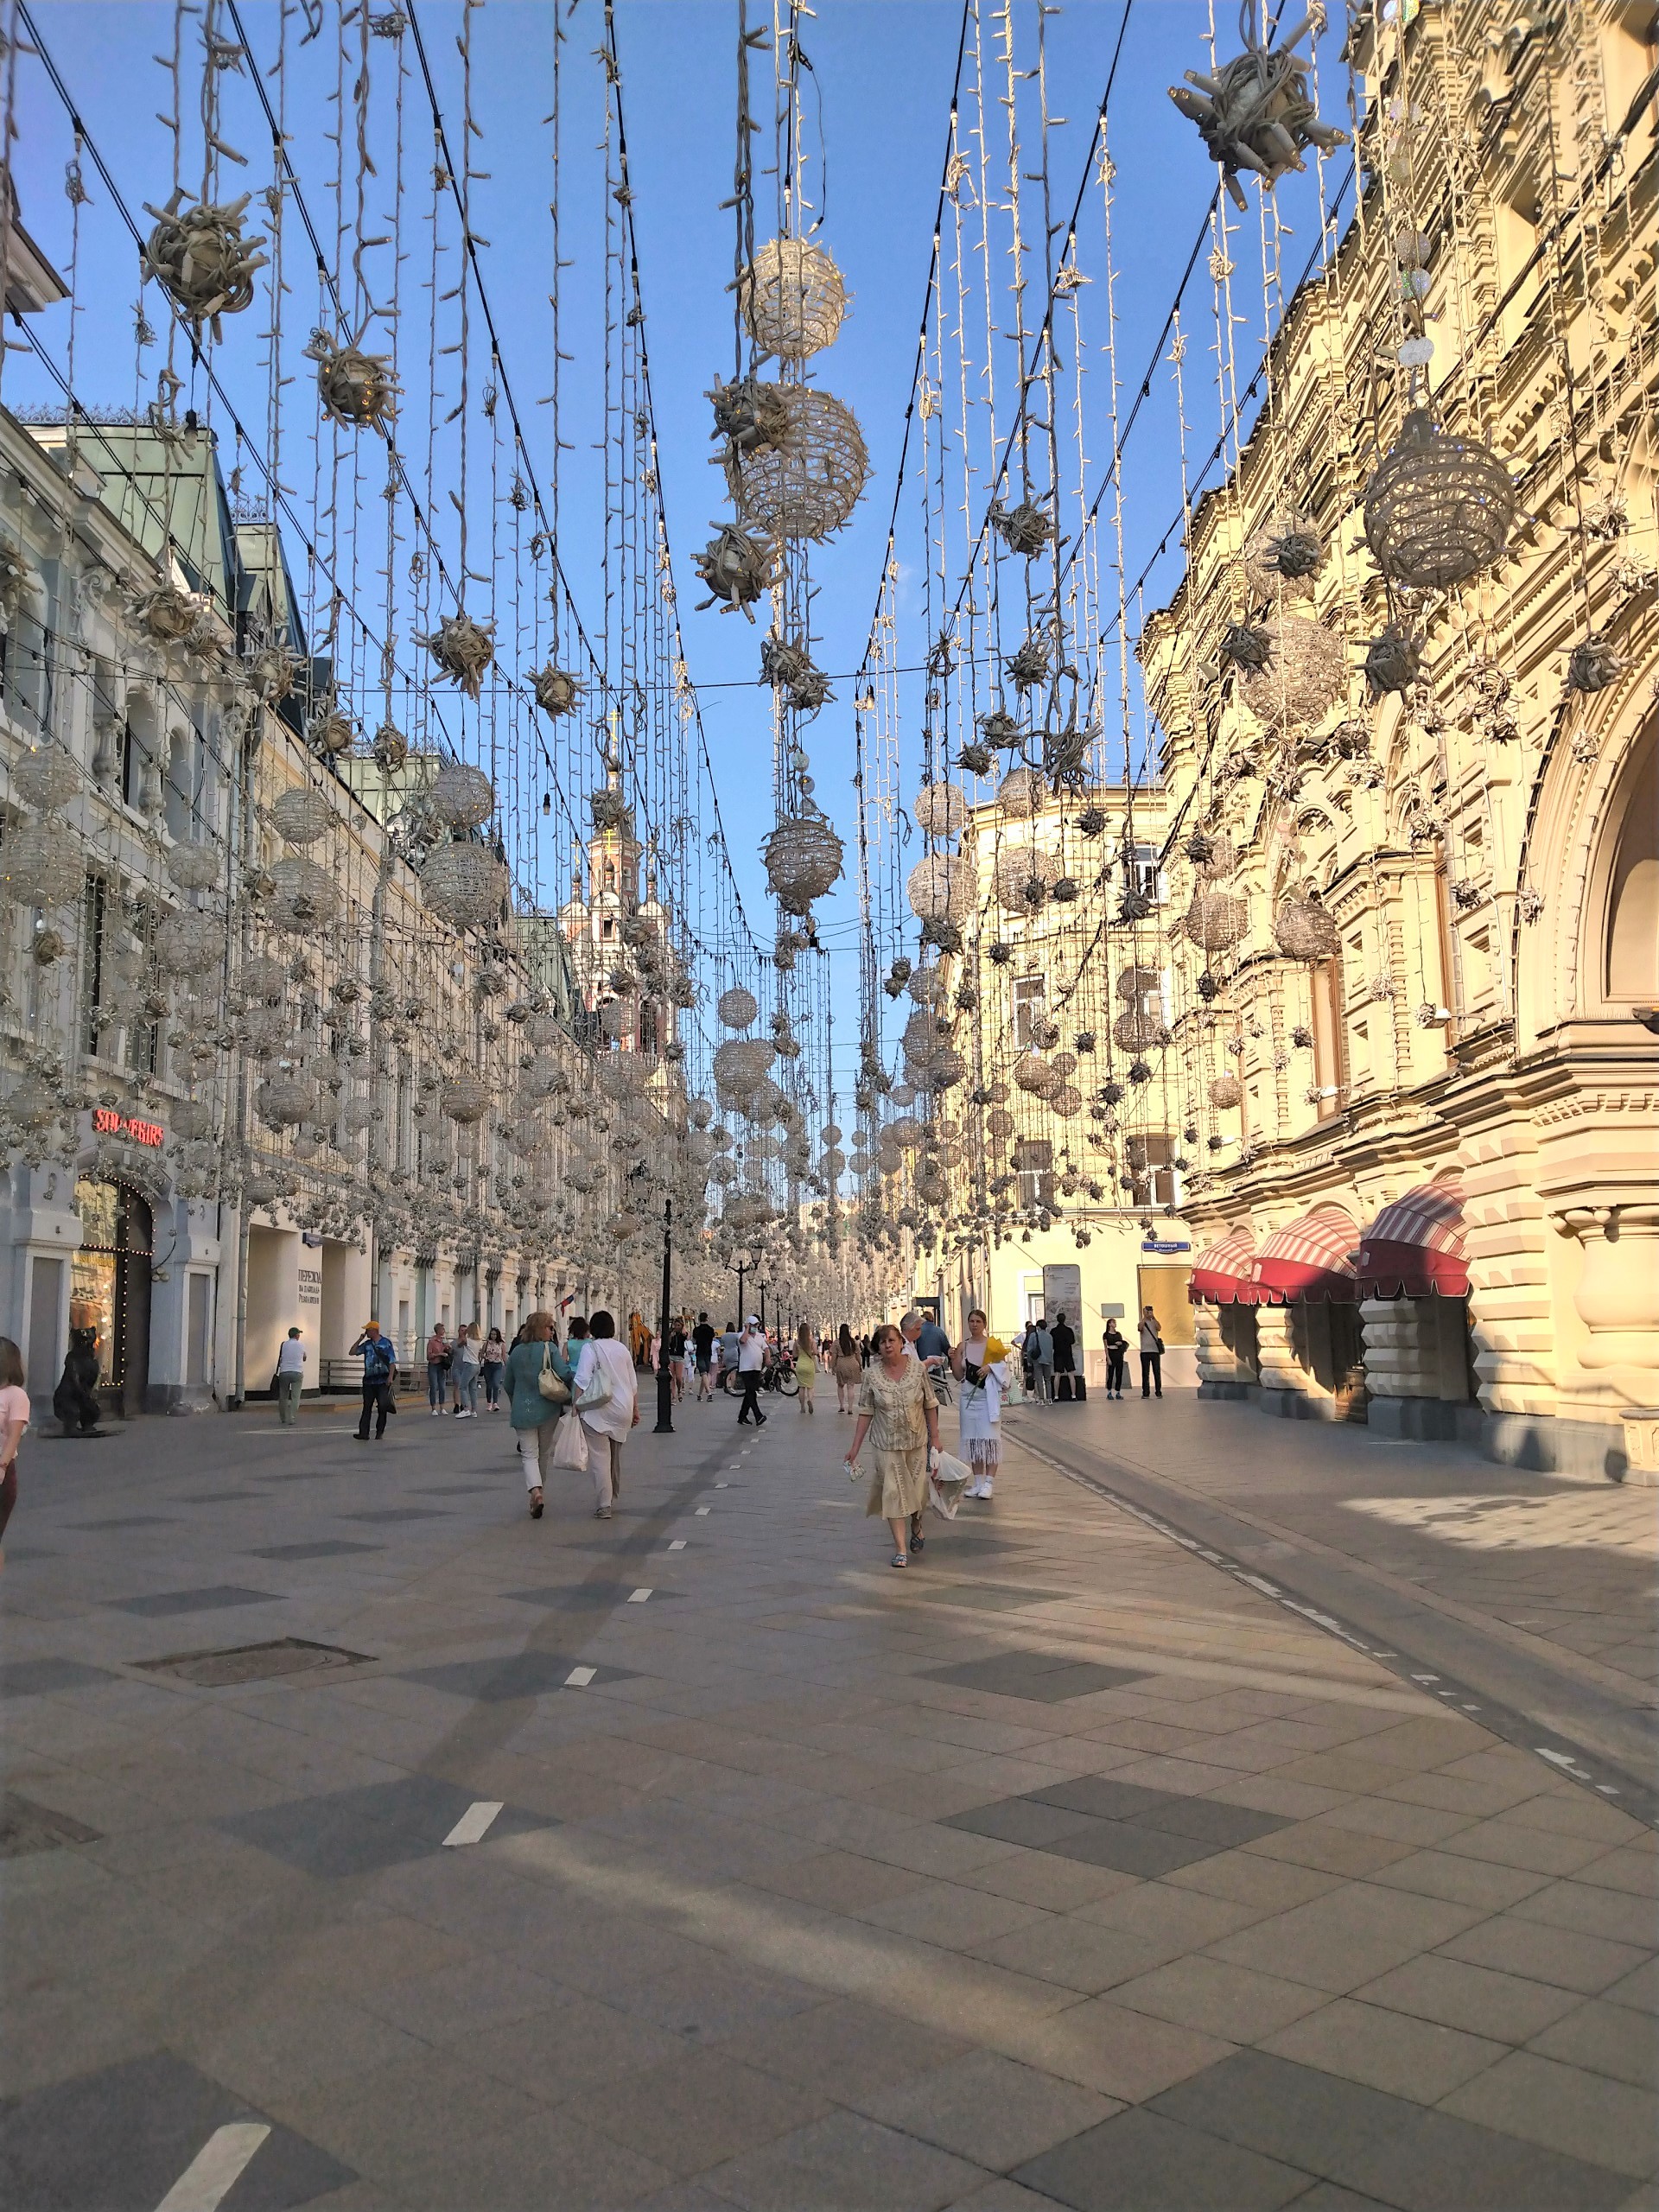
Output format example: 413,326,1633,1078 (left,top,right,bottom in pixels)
735,1316,770,1427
